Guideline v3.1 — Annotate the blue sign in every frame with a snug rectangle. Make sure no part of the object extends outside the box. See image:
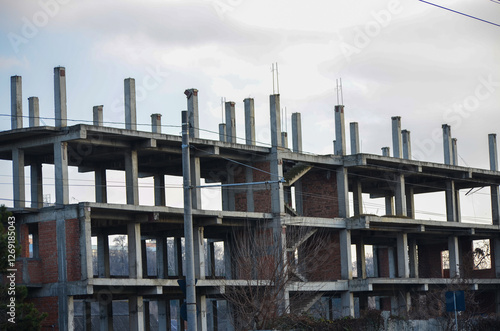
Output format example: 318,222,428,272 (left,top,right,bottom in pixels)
445,290,465,312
